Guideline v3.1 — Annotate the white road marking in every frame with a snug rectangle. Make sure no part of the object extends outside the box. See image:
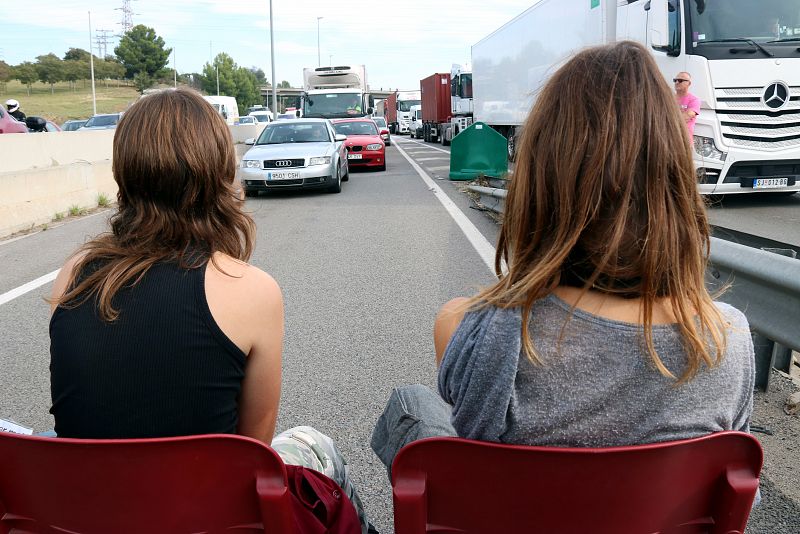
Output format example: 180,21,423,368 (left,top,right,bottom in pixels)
0,269,59,307
427,166,451,172
415,157,447,162
397,138,452,155
394,142,496,274
0,209,115,305
0,208,112,248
